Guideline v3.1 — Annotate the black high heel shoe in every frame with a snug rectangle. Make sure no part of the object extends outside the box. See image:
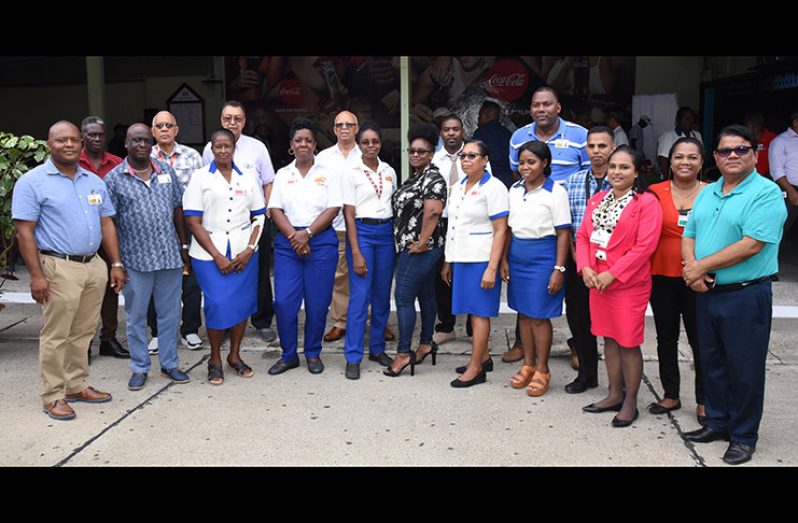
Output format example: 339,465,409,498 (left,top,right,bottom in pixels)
456,356,494,374
383,351,416,377
416,341,438,366
450,370,487,388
